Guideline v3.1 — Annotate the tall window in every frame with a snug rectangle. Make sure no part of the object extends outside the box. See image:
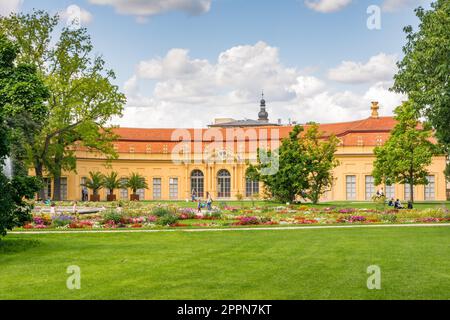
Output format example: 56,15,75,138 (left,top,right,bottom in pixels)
169,178,178,200
136,188,145,200
385,184,395,199
43,178,52,199
424,175,435,200
153,178,162,200
190,170,204,198
246,178,259,197
120,178,128,200
346,175,356,200
365,176,375,201
404,183,411,201
217,170,231,198
60,177,68,200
